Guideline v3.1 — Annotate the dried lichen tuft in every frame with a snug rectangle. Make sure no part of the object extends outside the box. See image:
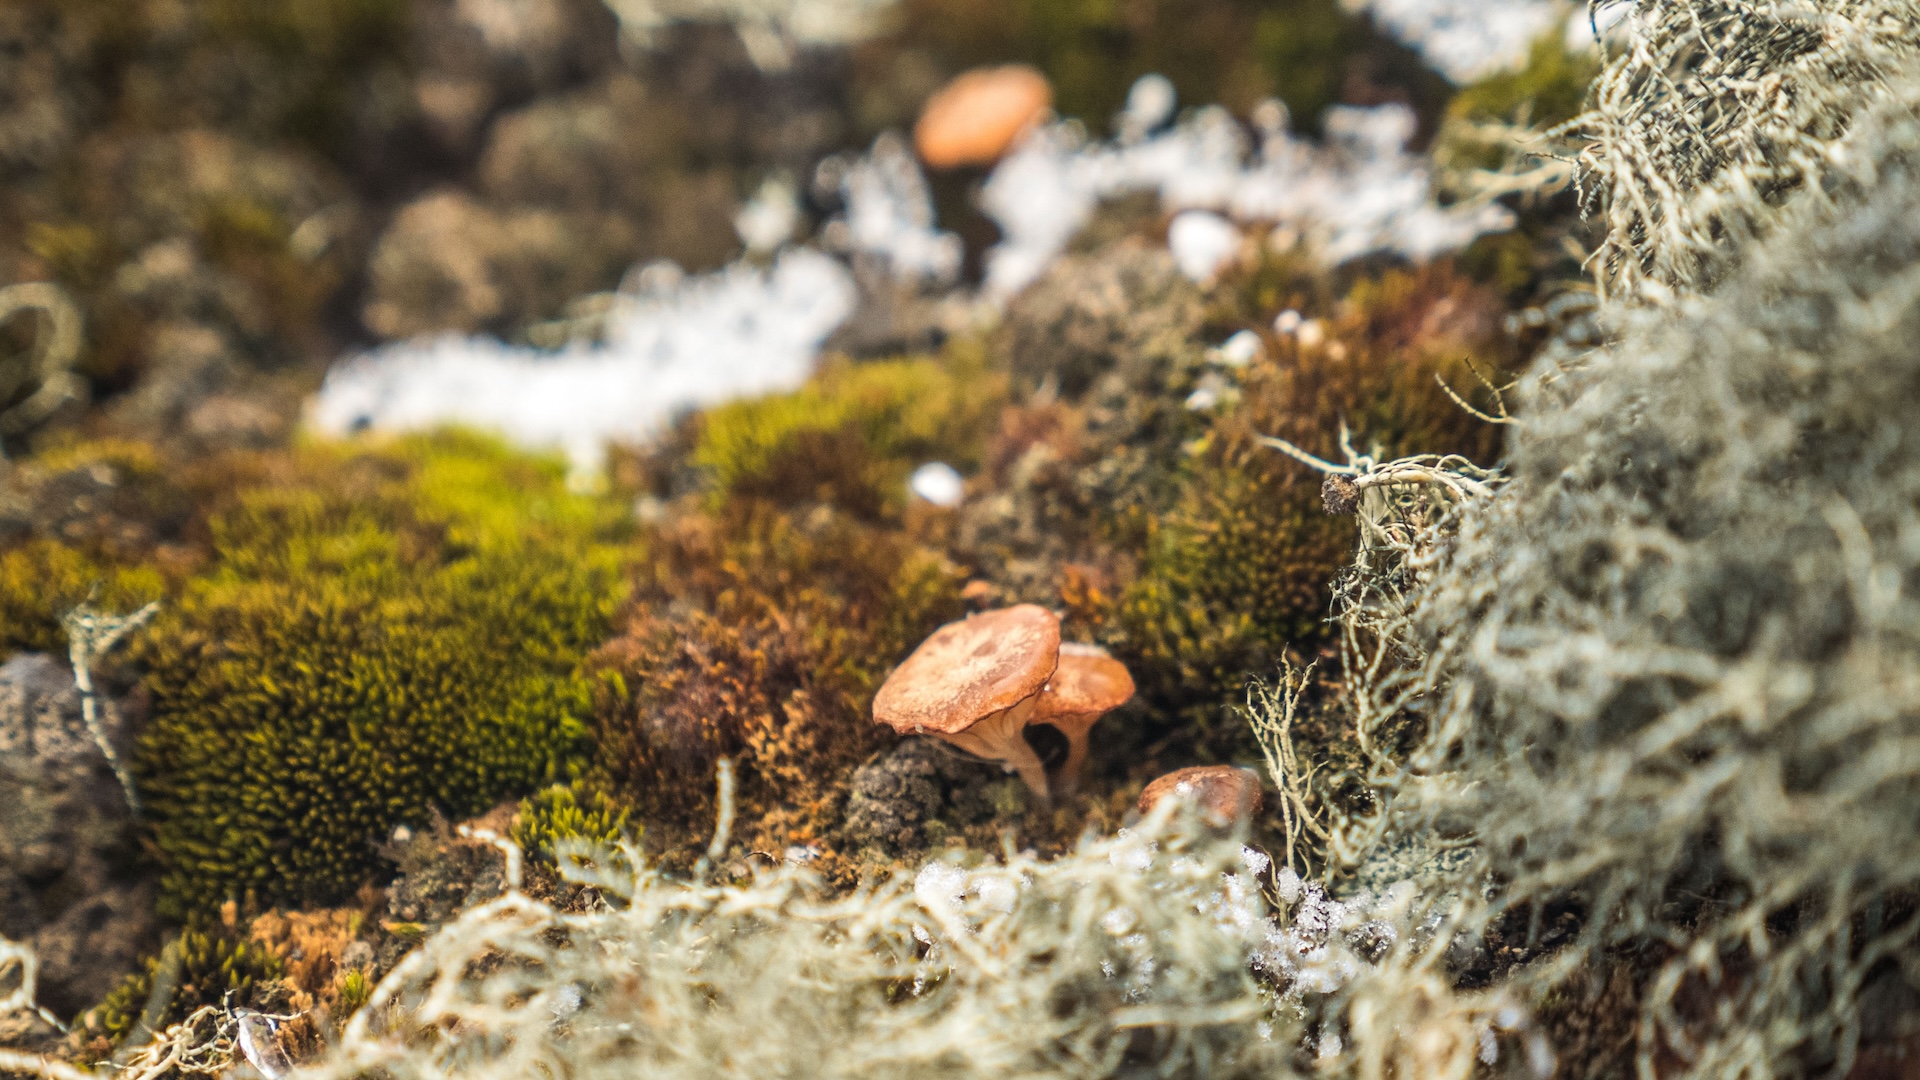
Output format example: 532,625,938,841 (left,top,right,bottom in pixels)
1365,62,1920,1080
1571,0,1920,299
